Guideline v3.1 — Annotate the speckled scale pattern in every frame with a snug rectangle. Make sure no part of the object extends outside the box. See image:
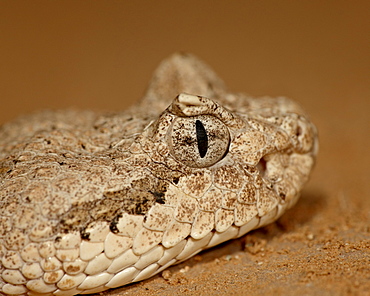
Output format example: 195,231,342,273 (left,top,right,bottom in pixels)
0,53,318,295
